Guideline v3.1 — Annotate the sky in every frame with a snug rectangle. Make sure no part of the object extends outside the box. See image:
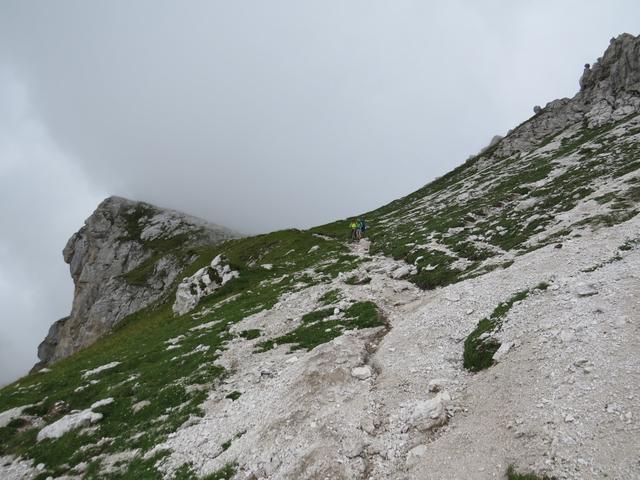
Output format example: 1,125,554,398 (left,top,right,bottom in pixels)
0,0,638,386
